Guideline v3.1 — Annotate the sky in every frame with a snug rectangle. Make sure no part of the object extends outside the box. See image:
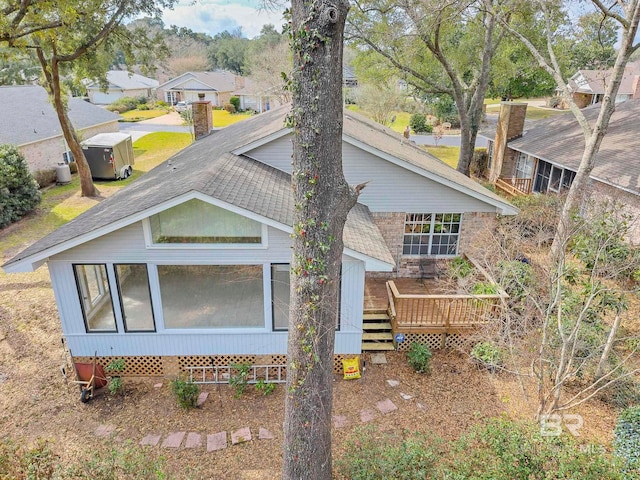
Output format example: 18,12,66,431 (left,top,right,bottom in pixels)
161,0,287,39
